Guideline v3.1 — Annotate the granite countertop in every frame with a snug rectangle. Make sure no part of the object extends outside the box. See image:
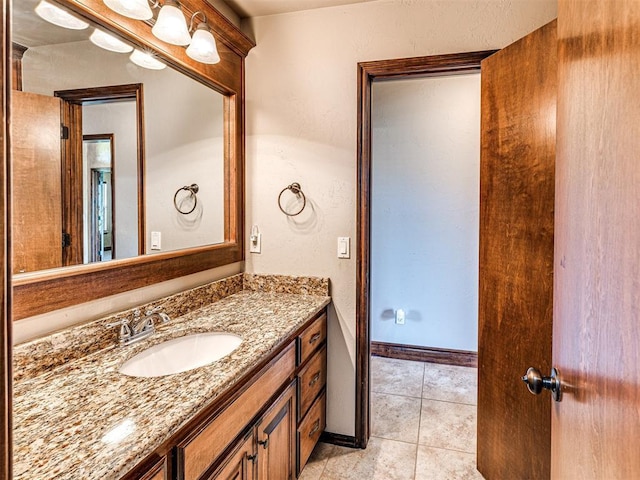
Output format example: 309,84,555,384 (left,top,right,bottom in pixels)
13,290,330,480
